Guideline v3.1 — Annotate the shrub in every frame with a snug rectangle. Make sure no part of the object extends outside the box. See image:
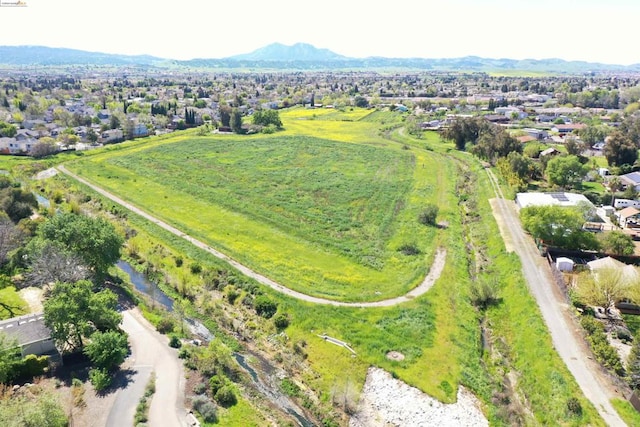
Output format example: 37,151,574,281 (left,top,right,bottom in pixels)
193,382,207,395
567,397,583,417
214,385,237,407
274,313,290,330
254,295,278,319
398,243,421,256
280,378,301,397
418,204,439,226
16,354,49,378
190,263,202,274
168,335,182,348
174,256,183,267
89,368,112,391
580,316,625,375
156,317,175,334
192,395,217,423
209,375,223,395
